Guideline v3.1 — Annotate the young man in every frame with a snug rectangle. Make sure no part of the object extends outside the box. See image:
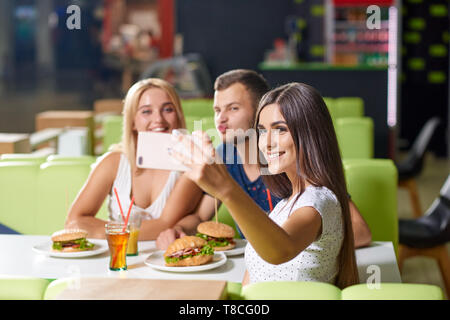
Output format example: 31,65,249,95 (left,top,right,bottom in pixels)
156,69,372,249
